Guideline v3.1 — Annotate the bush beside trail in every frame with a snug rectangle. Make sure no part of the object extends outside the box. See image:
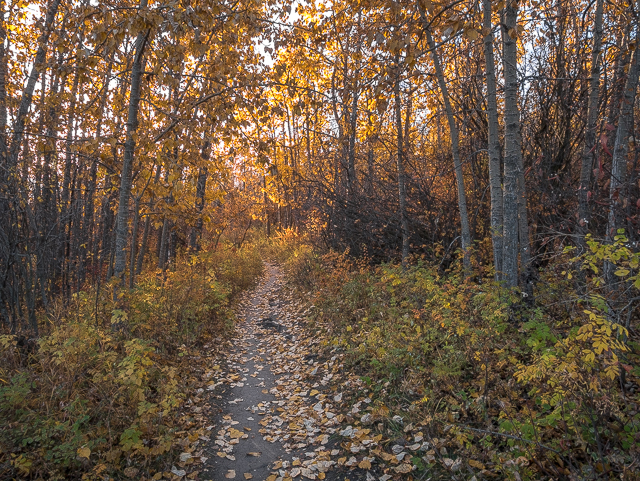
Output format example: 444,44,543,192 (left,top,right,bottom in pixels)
283,237,640,480
0,243,263,481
